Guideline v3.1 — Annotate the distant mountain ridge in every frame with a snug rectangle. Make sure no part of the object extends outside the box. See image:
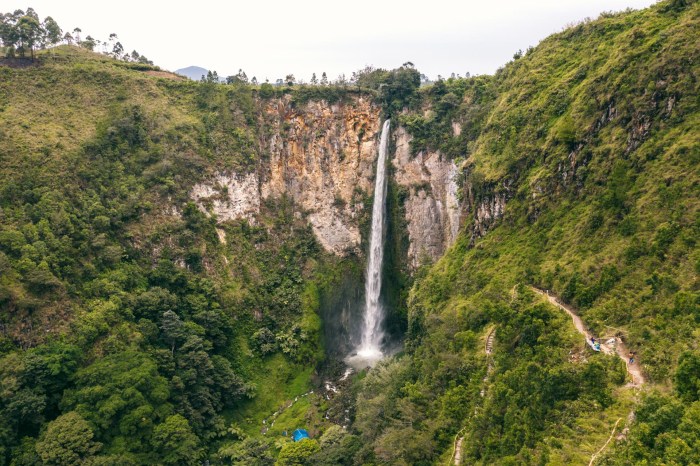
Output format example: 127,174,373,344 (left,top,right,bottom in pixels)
173,65,209,80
